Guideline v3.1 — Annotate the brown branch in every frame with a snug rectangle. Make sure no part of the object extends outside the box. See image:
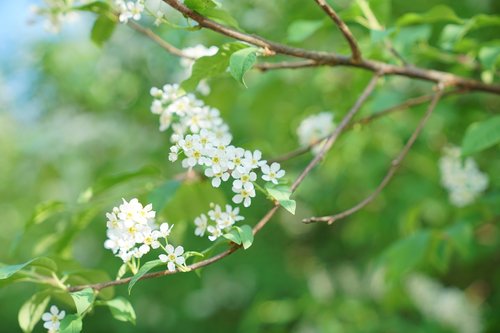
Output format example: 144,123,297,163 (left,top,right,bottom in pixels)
312,0,362,62
291,74,381,193
127,20,195,59
68,204,280,292
303,84,446,224
162,0,500,95
271,89,463,163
